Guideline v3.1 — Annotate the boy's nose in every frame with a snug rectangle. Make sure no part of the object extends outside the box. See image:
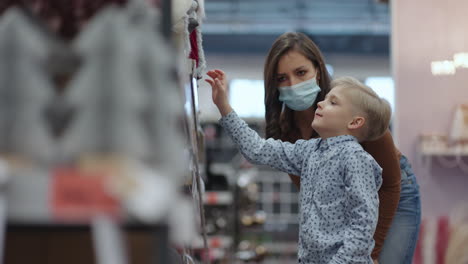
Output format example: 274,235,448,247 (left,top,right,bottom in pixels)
317,101,323,109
